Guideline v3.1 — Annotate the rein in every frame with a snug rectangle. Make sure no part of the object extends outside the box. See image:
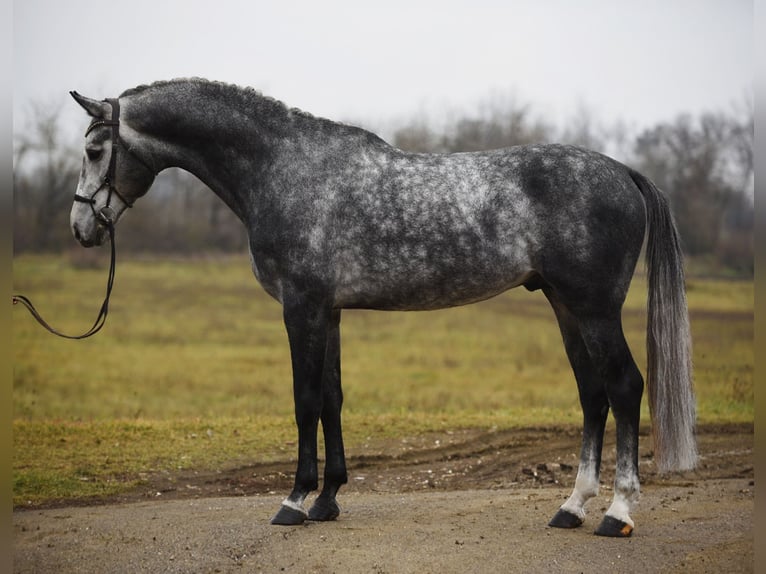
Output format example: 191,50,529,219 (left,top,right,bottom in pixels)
12,97,135,339
12,223,117,339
